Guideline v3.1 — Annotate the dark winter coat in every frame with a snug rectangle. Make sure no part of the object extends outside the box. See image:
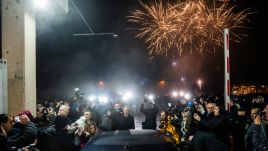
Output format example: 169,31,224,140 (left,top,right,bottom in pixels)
48,129,80,151
191,131,229,151
111,109,123,130
8,122,37,149
140,103,159,130
117,114,135,130
199,115,230,147
244,122,268,151
252,123,268,151
100,114,112,131
0,133,8,151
